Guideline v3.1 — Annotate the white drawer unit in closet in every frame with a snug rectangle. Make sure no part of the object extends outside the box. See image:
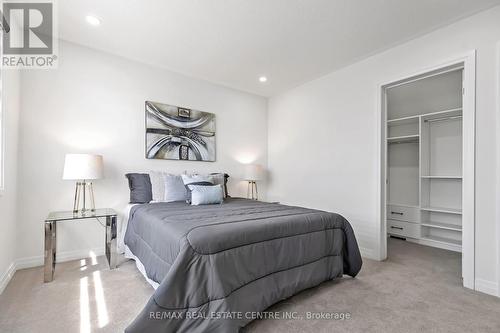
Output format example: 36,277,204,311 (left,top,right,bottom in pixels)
387,204,419,223
387,219,420,239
